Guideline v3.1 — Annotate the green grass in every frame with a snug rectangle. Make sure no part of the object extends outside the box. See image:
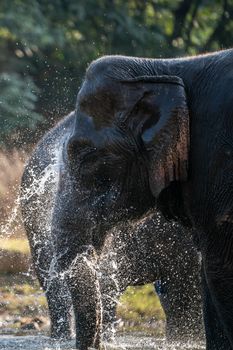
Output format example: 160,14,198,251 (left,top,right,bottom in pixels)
118,284,165,322
117,284,165,335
